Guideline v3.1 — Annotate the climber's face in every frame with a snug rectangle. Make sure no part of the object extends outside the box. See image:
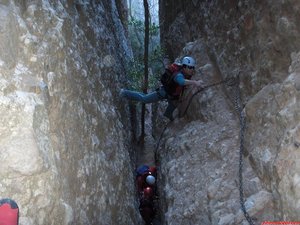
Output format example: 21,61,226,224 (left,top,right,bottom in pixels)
183,65,195,77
